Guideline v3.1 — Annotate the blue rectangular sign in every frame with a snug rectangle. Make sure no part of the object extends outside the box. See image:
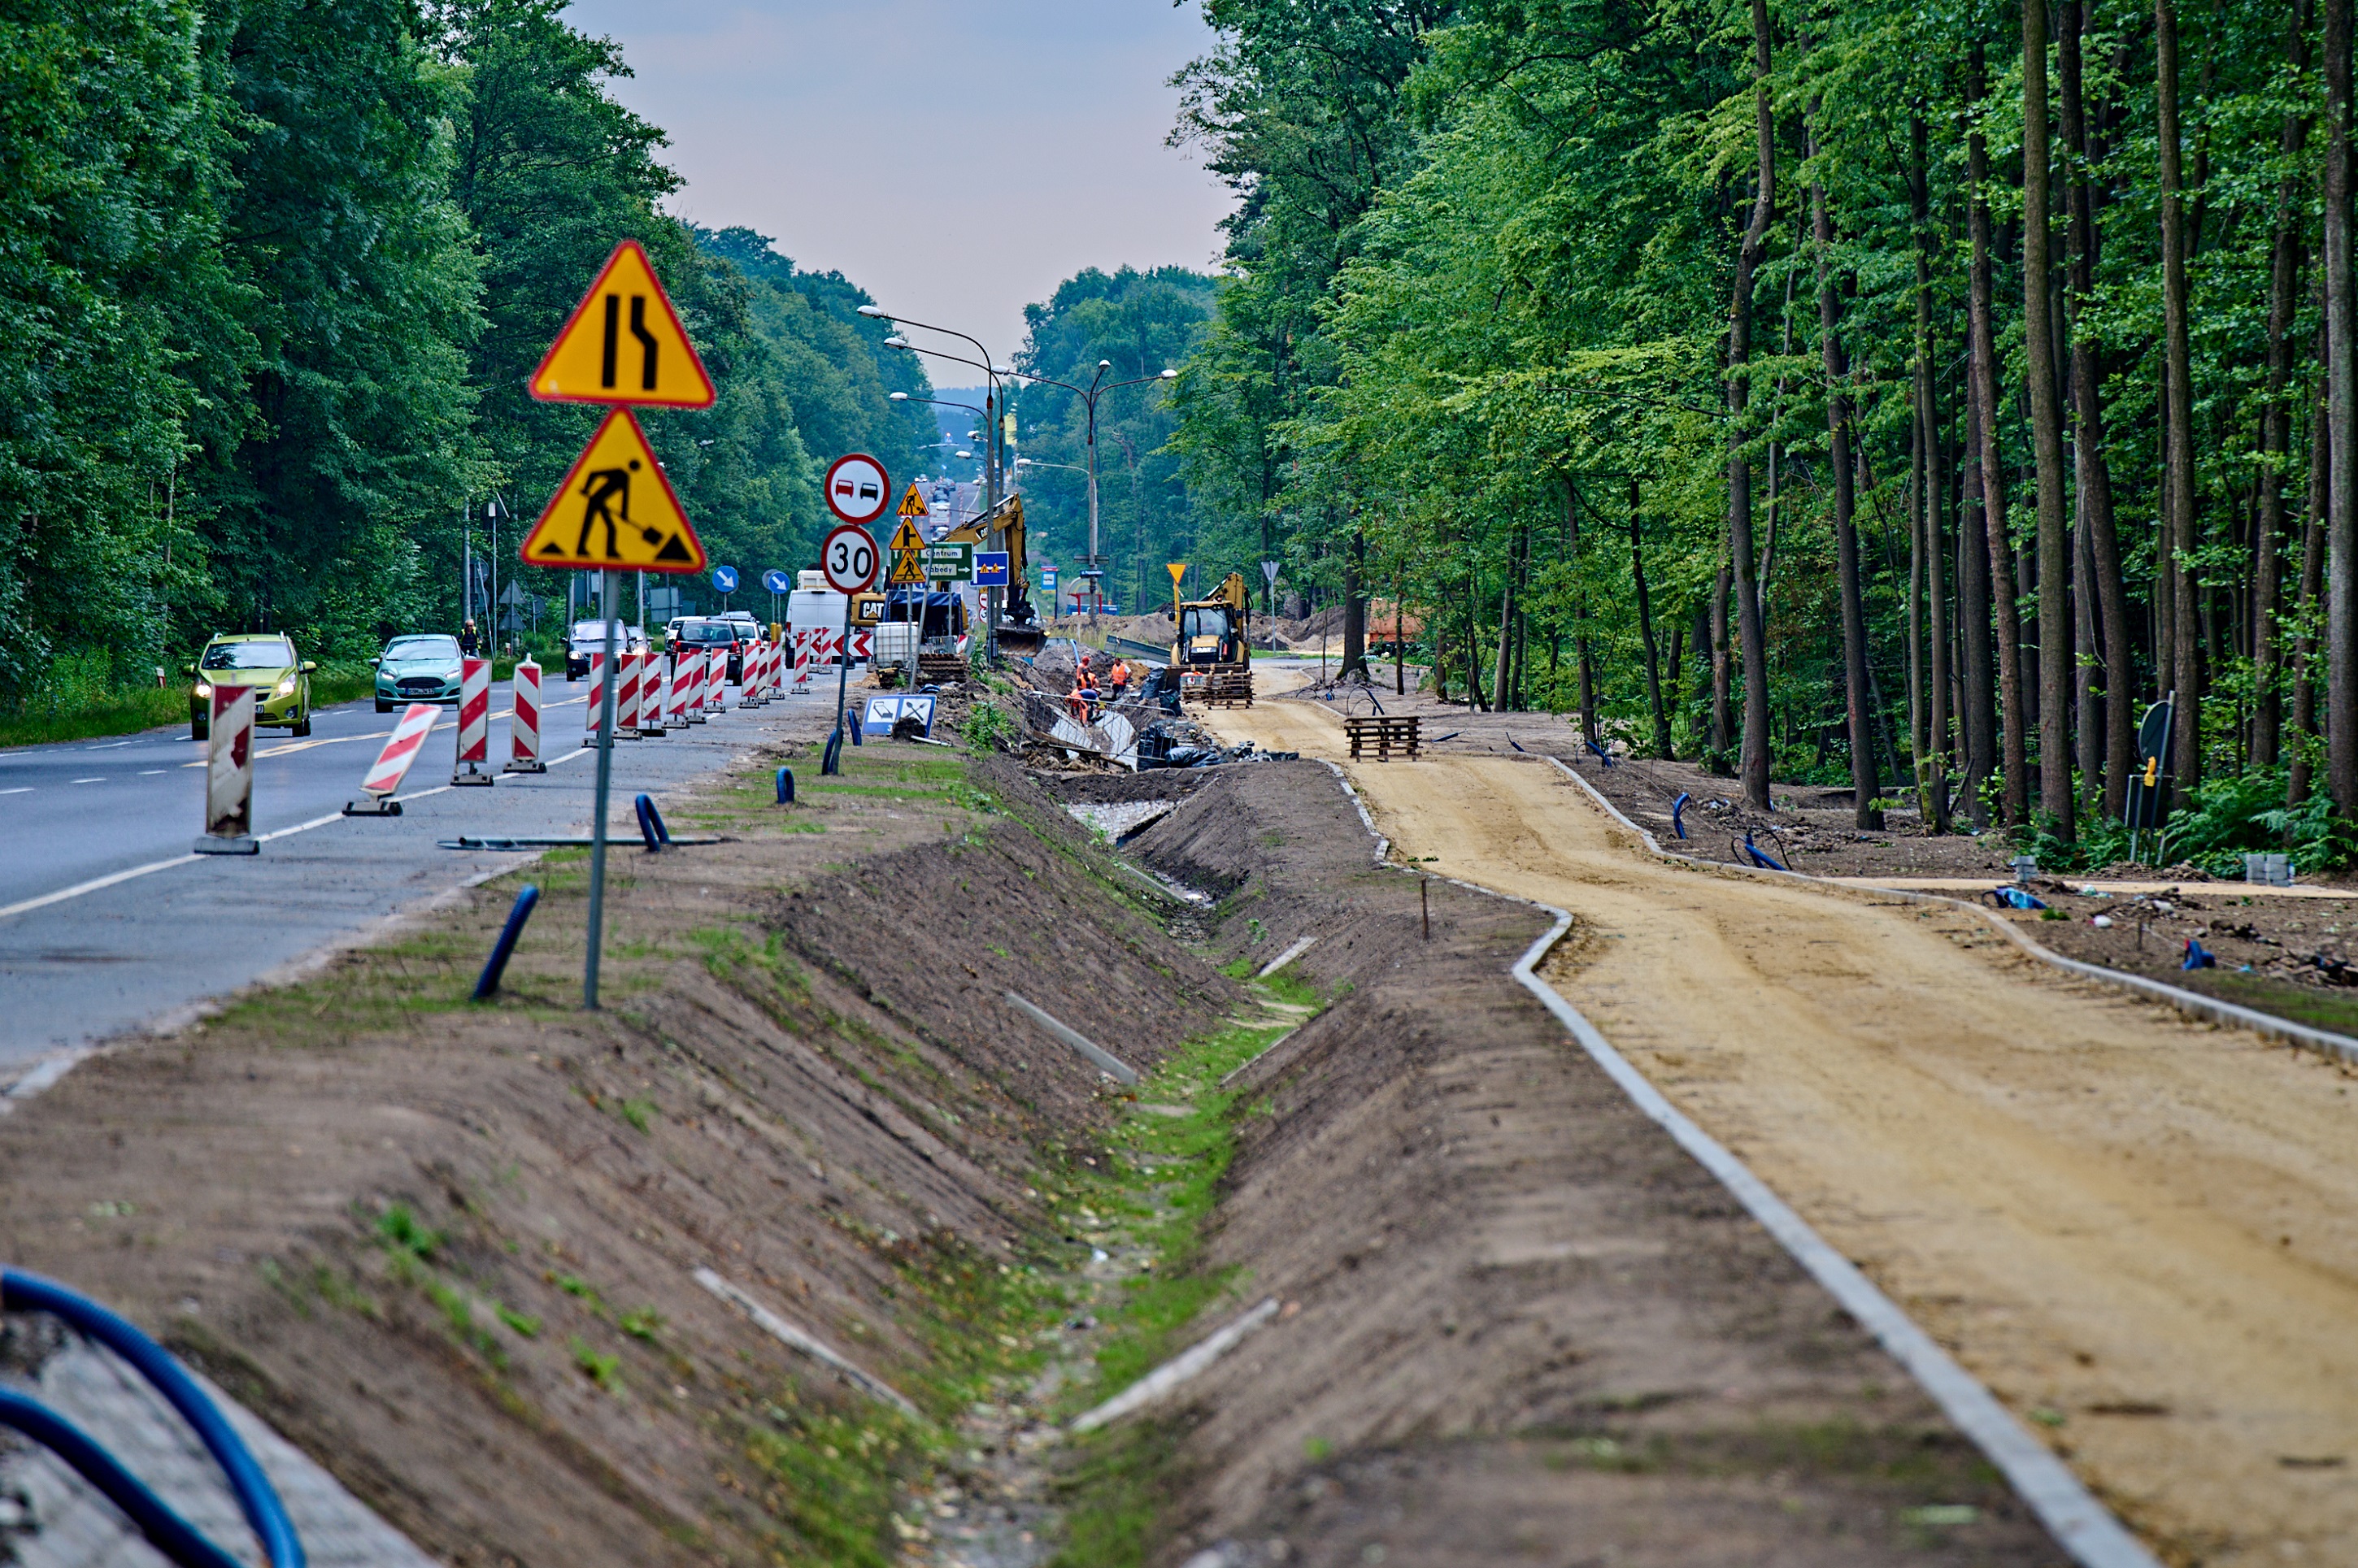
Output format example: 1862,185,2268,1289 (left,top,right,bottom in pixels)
973,551,1010,587
1040,568,1058,591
